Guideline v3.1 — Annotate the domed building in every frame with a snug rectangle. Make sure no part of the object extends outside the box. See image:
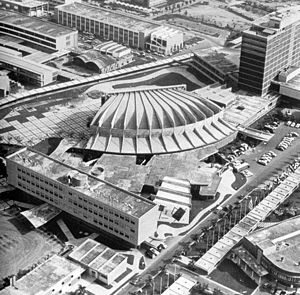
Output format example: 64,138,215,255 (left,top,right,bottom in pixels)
86,85,236,155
